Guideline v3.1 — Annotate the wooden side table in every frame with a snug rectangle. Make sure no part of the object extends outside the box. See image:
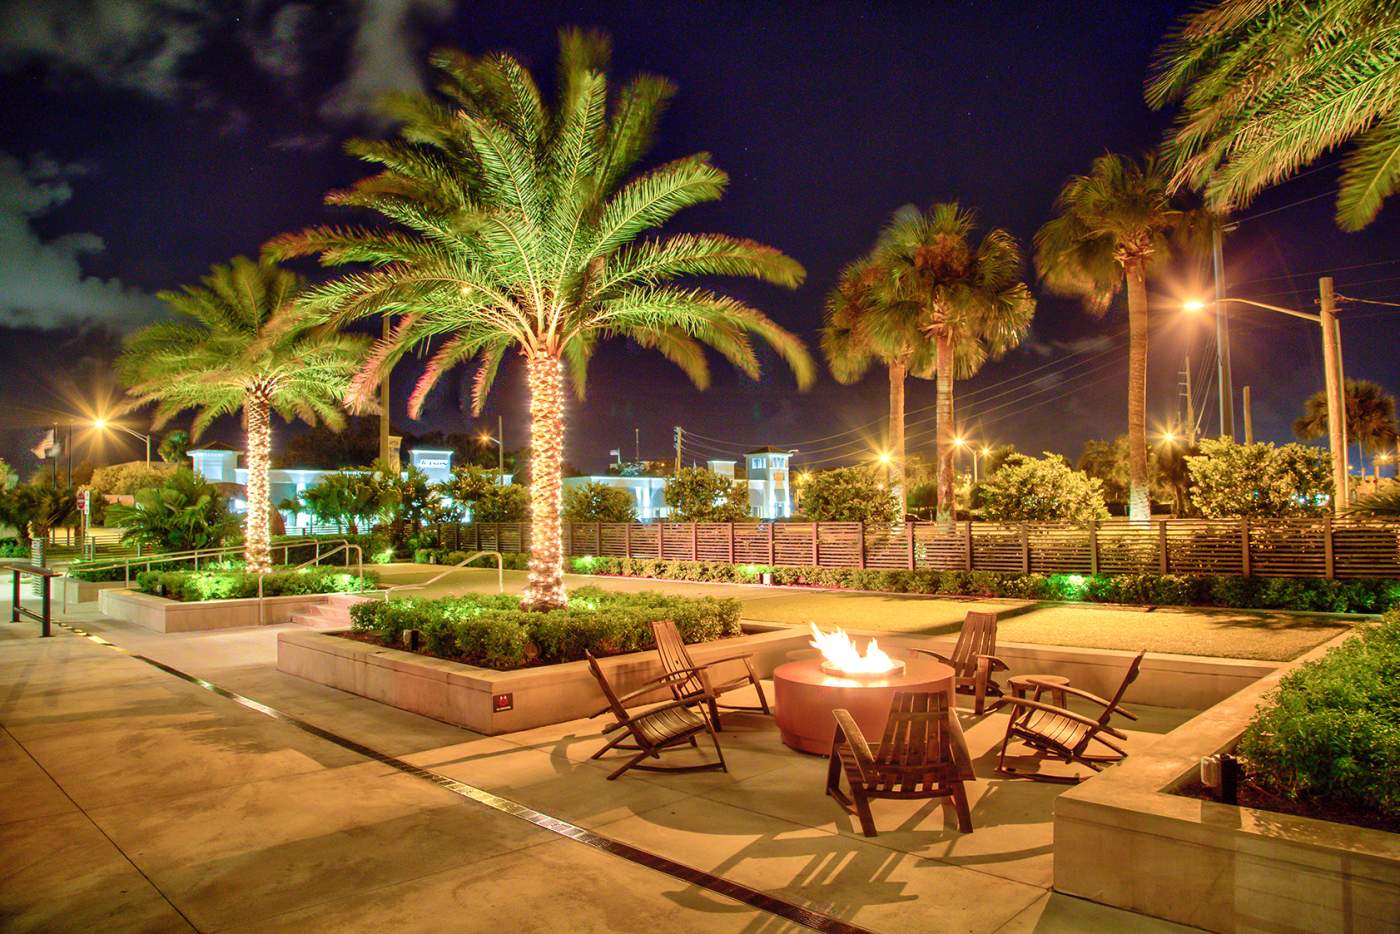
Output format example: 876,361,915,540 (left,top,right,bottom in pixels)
1007,674,1070,708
